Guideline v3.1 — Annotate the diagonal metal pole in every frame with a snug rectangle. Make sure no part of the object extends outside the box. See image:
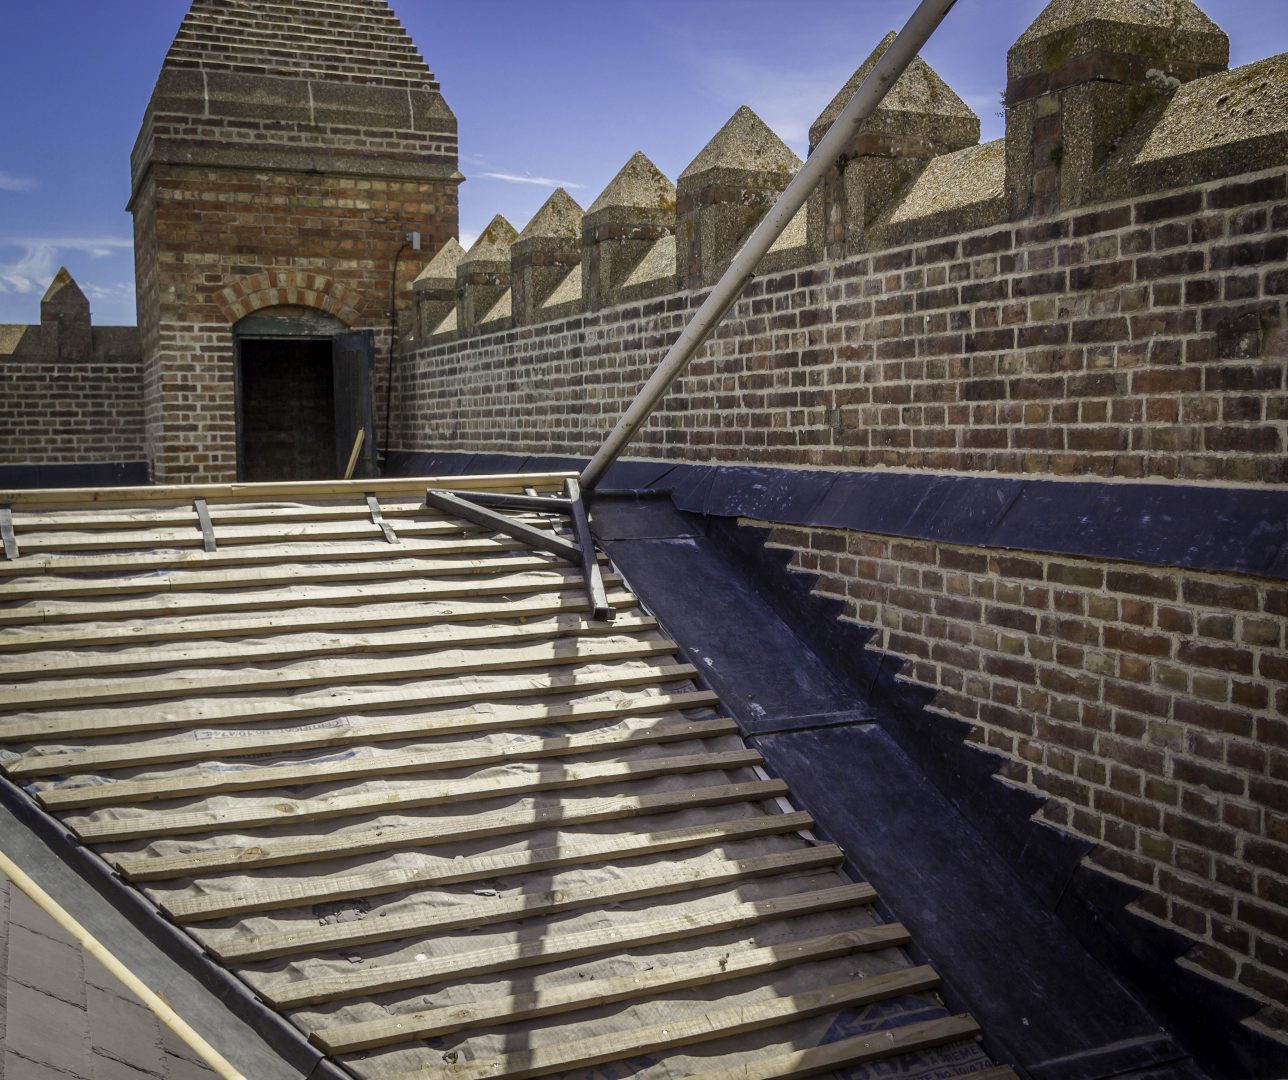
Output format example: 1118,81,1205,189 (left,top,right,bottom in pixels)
563,477,613,622
579,0,960,491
